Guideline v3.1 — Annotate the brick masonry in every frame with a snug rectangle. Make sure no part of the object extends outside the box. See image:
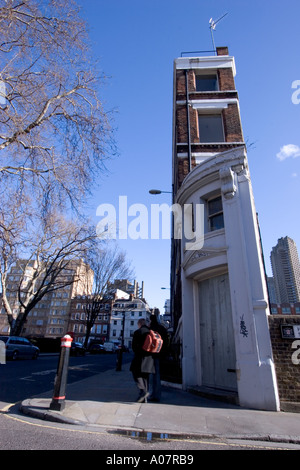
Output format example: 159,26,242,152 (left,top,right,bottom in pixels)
174,52,244,188
268,315,300,410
